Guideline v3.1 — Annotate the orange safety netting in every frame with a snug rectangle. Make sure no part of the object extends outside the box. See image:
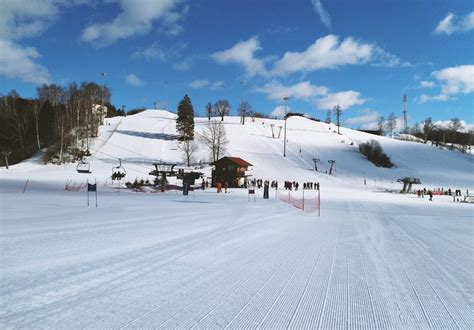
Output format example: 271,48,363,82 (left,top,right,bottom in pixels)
276,190,320,213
